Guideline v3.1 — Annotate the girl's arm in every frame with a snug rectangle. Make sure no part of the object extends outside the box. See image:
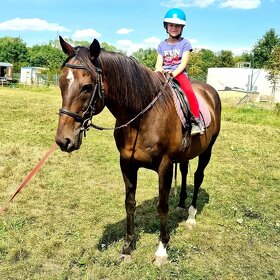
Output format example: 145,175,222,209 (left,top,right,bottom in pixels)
172,51,190,77
155,54,164,72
